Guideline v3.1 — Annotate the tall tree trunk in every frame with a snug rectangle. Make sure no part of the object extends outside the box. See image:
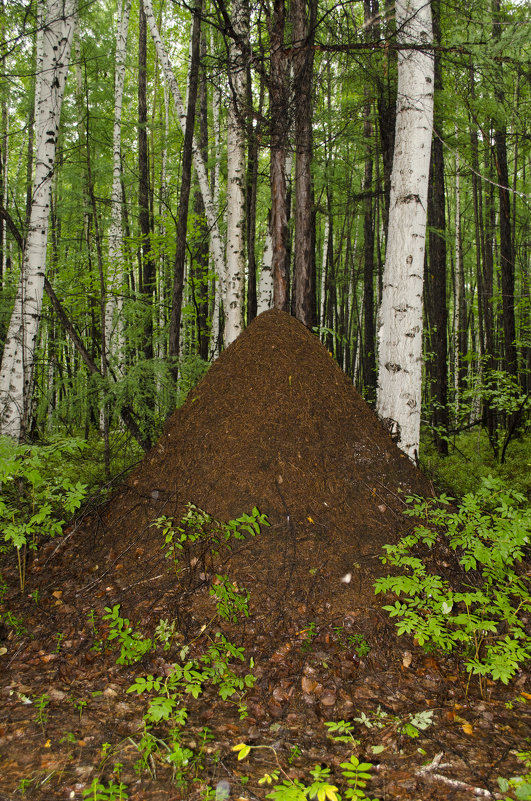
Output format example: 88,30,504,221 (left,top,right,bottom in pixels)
224,0,248,345
138,3,155,360
108,0,131,372
424,0,448,453
376,0,434,461
191,34,210,361
376,0,396,240
361,0,377,402
291,0,317,328
269,0,290,311
492,0,517,378
246,69,263,324
168,0,202,378
0,0,77,438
